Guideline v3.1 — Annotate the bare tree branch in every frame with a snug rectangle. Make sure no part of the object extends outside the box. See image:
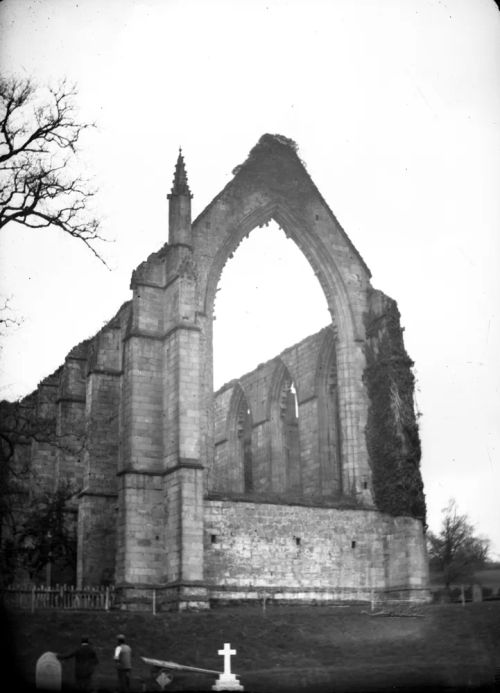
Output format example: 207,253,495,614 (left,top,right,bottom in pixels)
0,74,109,265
